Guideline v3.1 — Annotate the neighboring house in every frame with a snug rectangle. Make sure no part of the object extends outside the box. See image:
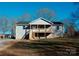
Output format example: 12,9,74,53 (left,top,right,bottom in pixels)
16,17,64,40
0,34,14,39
